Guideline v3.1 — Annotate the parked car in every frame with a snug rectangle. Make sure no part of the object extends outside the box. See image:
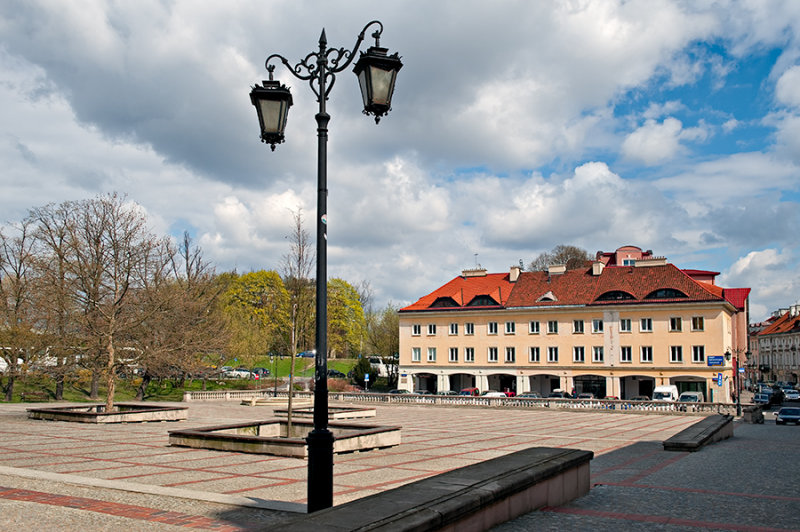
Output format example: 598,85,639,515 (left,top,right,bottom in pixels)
327,369,346,379
517,392,542,398
548,391,572,399
296,350,316,358
459,387,480,396
251,367,271,378
413,389,433,395
784,389,800,401
436,390,458,396
652,385,679,402
630,395,651,401
223,368,252,379
388,389,410,394
577,392,596,400
481,391,507,398
678,391,704,403
753,393,771,405
775,407,800,425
